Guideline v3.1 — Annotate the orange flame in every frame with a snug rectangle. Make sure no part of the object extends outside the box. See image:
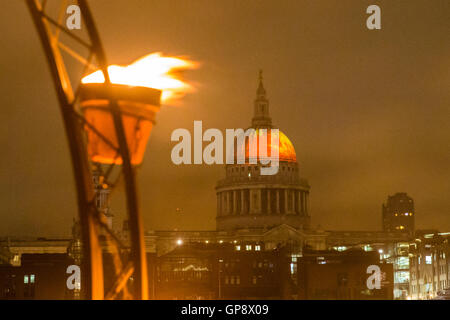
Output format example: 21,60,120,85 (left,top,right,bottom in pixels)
81,52,198,102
